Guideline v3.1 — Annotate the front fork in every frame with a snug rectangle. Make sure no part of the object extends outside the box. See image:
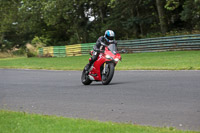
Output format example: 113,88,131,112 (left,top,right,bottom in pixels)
102,63,106,73
102,63,109,75
103,63,106,74
102,63,106,81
